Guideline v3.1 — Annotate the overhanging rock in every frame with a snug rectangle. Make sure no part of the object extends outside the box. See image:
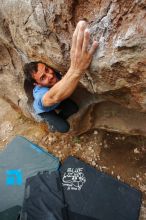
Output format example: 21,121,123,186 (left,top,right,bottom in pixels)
0,0,146,135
